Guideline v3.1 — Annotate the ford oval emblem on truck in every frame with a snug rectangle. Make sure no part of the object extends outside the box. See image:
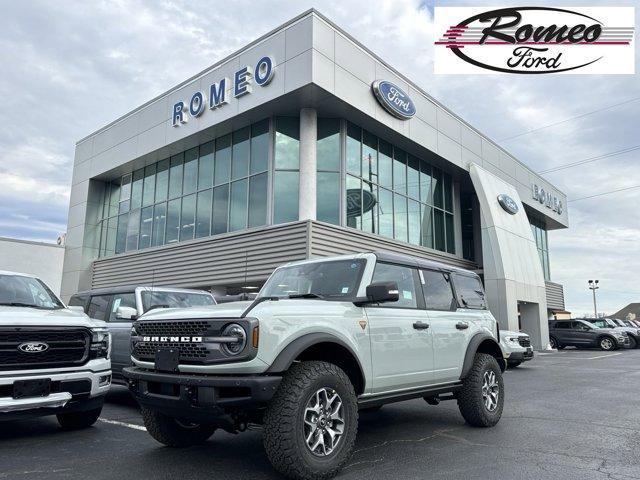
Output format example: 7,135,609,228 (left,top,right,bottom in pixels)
497,194,519,215
18,342,49,353
372,80,416,120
